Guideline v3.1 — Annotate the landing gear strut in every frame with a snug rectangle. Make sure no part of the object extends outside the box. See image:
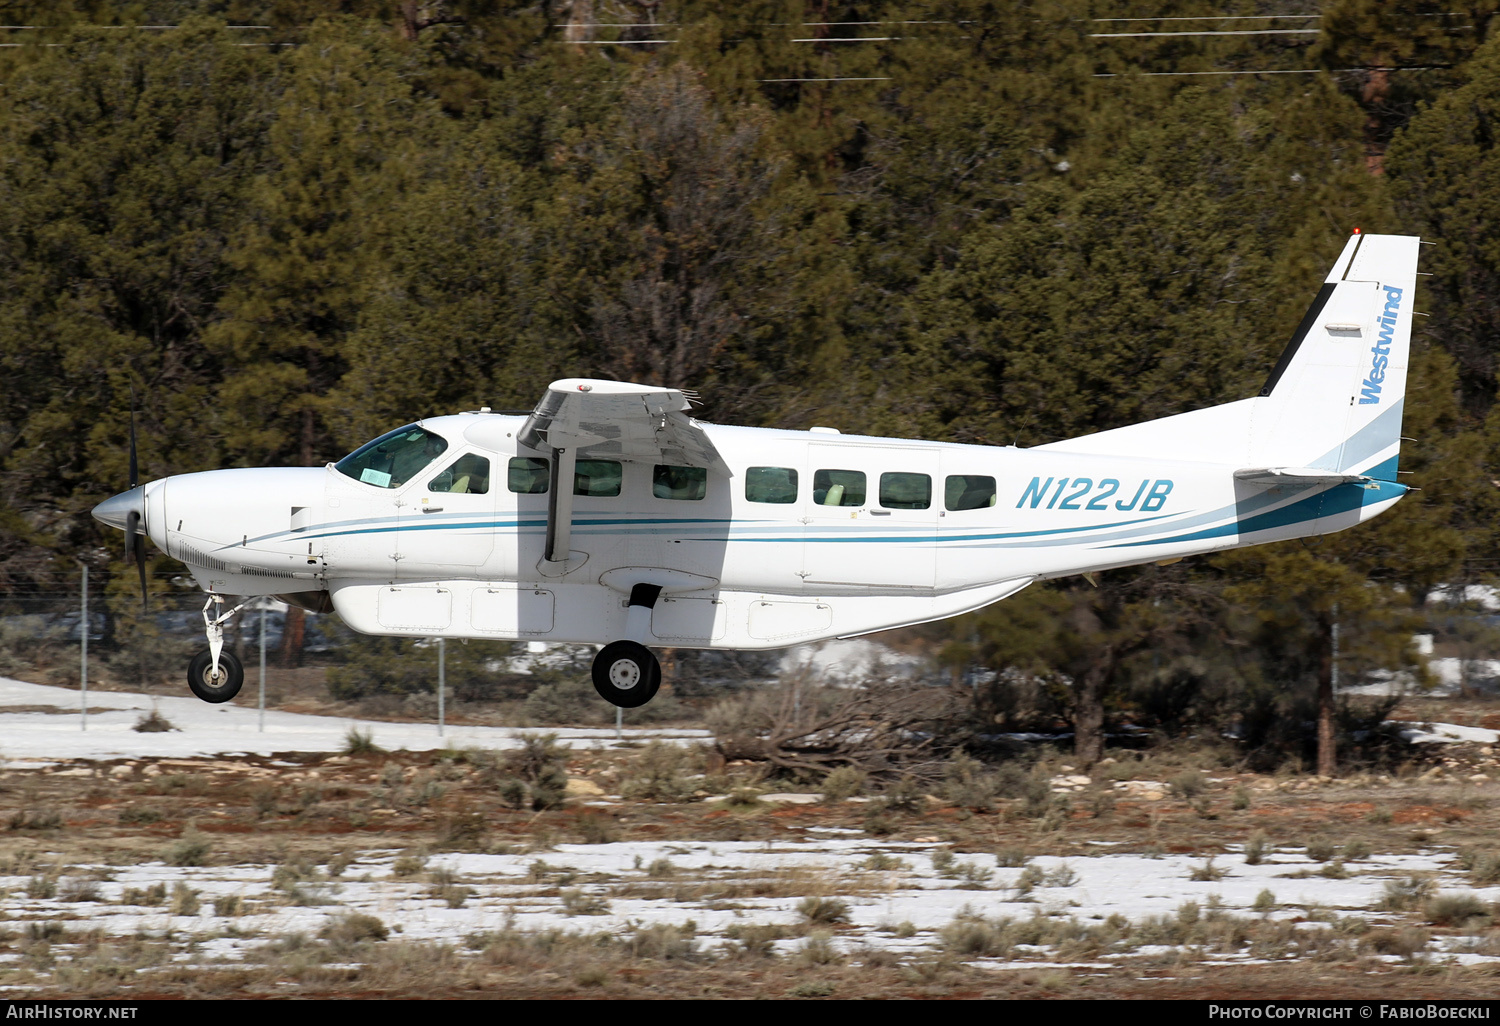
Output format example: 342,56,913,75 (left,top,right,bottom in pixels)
591,641,661,708
187,595,248,704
